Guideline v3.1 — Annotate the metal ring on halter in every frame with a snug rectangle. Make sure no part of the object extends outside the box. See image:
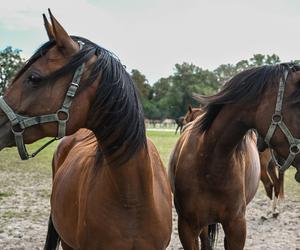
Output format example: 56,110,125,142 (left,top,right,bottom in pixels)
56,109,70,121
289,144,300,155
11,125,25,135
271,113,282,124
